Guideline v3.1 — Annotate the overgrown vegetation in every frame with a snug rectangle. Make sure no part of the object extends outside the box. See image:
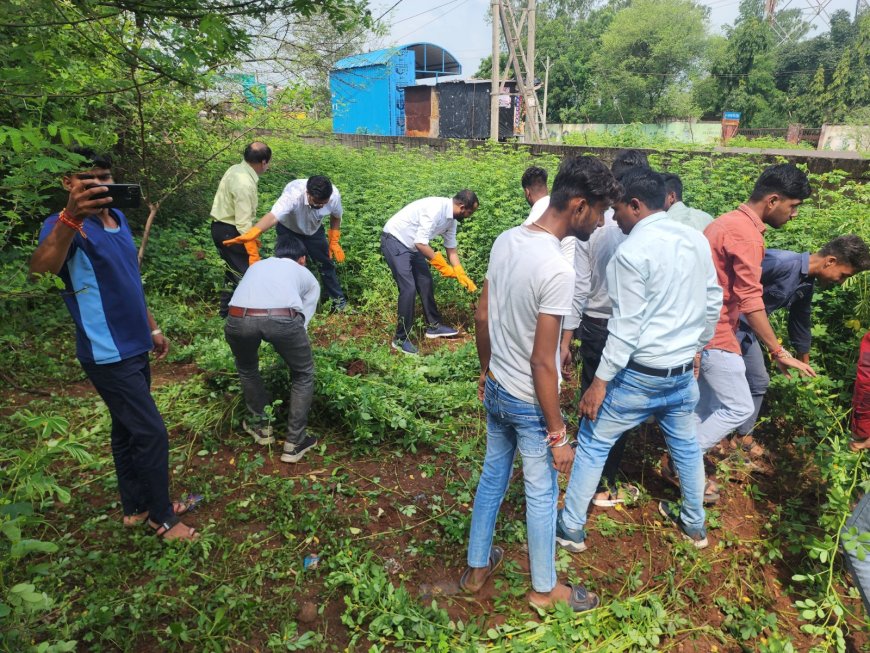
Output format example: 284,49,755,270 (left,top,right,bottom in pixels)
1,132,868,651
